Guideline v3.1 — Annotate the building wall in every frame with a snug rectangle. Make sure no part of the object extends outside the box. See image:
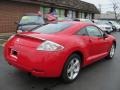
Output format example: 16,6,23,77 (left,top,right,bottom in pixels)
40,6,93,19
0,1,95,33
0,1,40,33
